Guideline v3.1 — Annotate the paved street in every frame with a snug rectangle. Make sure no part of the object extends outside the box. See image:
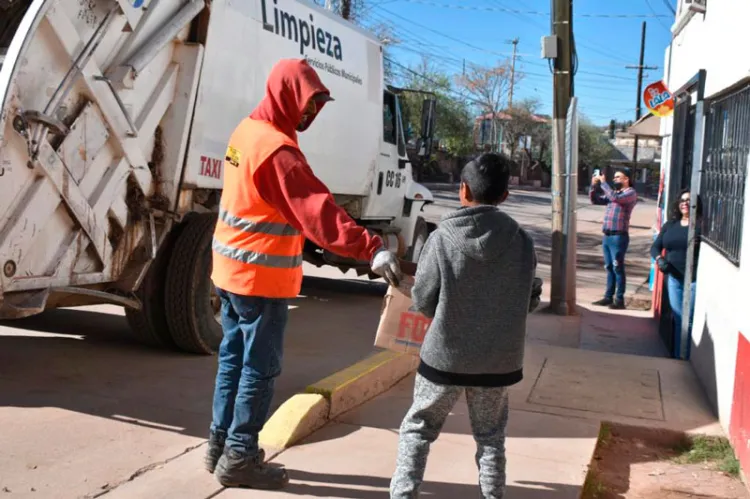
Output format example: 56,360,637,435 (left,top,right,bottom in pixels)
0,187,666,498
425,186,658,303
0,269,387,499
